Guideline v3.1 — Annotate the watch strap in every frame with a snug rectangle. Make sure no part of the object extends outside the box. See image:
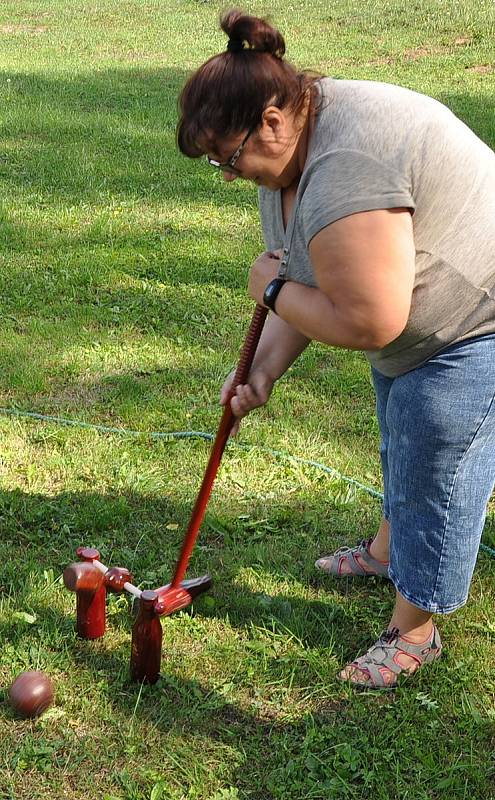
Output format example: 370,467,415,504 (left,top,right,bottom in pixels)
263,278,287,314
